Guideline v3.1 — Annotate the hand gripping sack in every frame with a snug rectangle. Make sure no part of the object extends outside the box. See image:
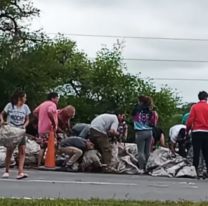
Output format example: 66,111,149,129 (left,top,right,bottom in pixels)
0,125,26,148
